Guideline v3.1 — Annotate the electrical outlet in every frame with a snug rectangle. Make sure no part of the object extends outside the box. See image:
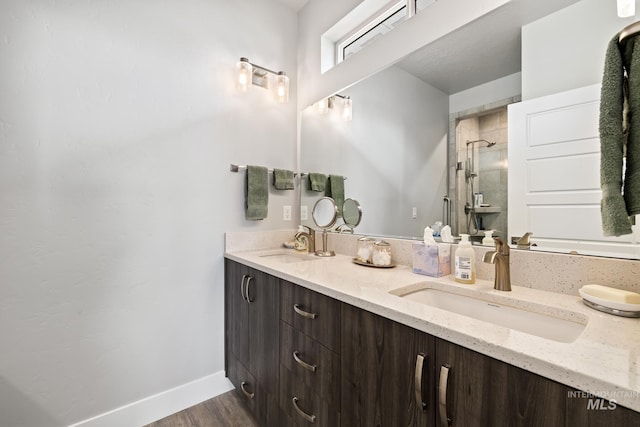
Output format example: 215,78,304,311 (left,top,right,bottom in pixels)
412,207,418,219
283,205,292,221
300,205,308,221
